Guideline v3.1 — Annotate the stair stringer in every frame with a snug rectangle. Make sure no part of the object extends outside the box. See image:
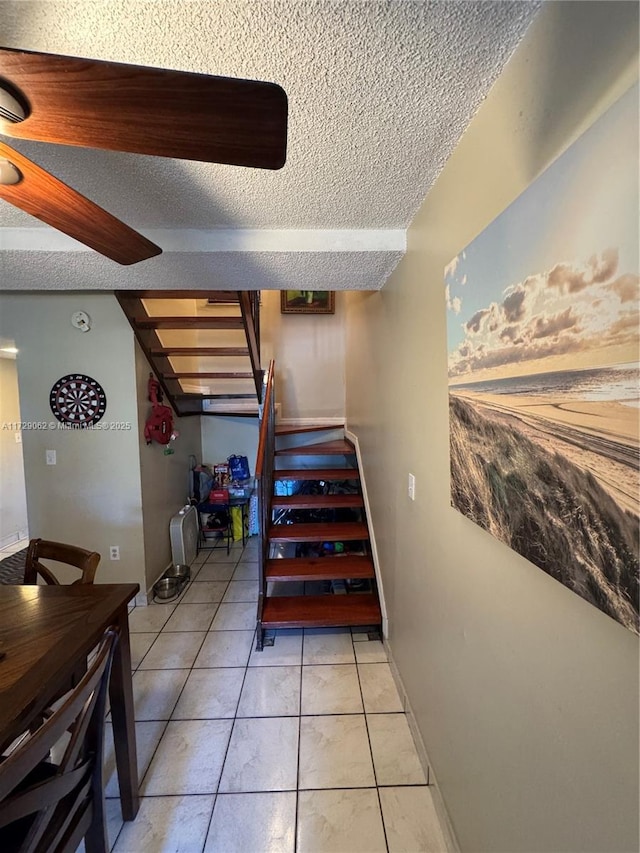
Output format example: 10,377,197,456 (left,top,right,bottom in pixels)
344,427,388,638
